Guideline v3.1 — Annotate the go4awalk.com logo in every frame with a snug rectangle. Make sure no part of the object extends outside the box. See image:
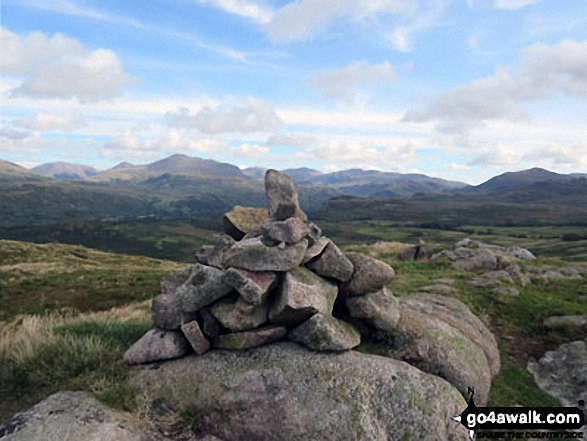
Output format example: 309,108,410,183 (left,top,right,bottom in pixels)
451,388,585,440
